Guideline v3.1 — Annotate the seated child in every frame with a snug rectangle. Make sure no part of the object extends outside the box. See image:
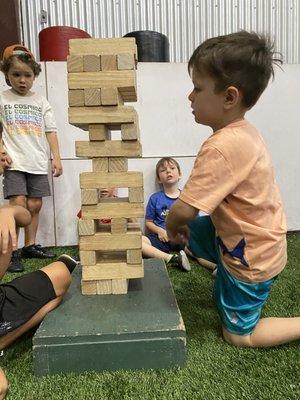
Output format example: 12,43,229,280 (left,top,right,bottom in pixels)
142,157,191,271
